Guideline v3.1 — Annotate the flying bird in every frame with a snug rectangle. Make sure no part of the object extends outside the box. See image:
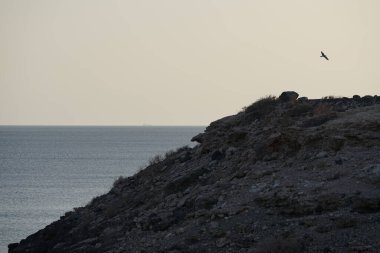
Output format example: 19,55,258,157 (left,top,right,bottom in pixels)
320,51,329,60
